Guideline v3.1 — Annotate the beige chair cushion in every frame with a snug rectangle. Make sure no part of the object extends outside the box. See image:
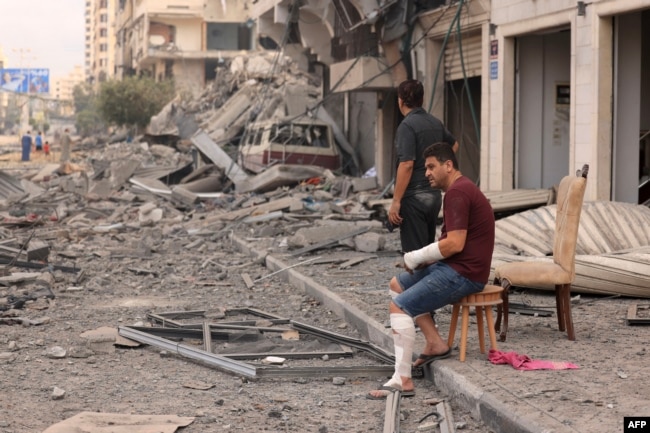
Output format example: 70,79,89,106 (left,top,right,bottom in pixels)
494,261,572,287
